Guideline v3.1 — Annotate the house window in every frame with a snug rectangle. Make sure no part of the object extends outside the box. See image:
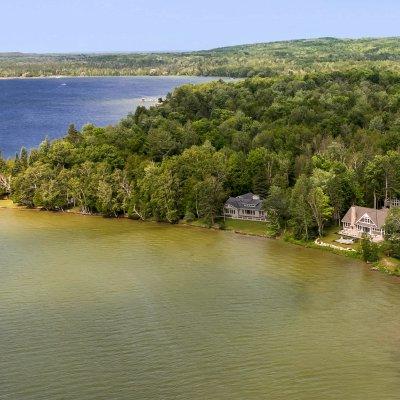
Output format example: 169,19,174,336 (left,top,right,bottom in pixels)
391,198,400,207
244,209,256,215
360,216,373,224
